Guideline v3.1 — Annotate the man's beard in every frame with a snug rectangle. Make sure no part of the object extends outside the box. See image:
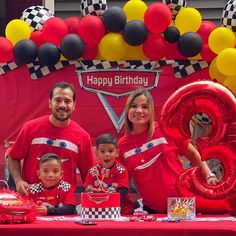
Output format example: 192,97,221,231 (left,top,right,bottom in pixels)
52,109,71,121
